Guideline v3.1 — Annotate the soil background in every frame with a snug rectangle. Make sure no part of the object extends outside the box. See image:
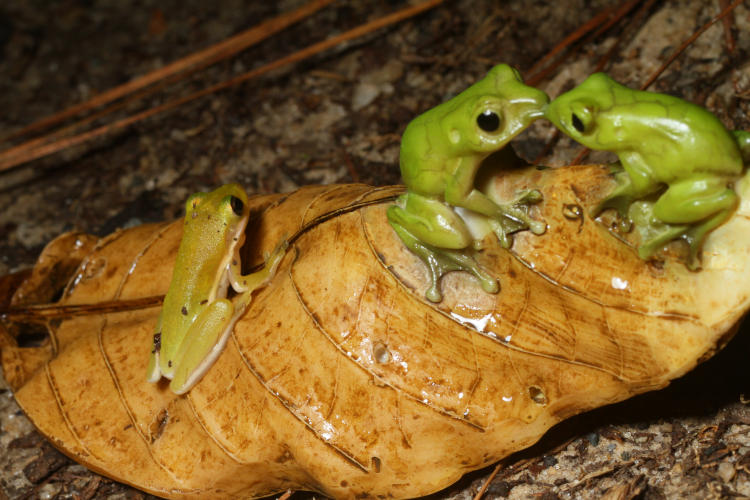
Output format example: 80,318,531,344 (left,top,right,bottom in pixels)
1,1,750,498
